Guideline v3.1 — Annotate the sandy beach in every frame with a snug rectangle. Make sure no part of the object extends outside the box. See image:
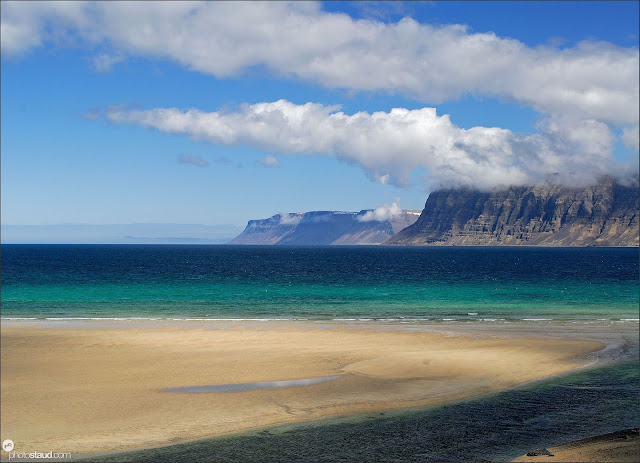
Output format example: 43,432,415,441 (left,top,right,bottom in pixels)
513,428,639,462
0,320,632,457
